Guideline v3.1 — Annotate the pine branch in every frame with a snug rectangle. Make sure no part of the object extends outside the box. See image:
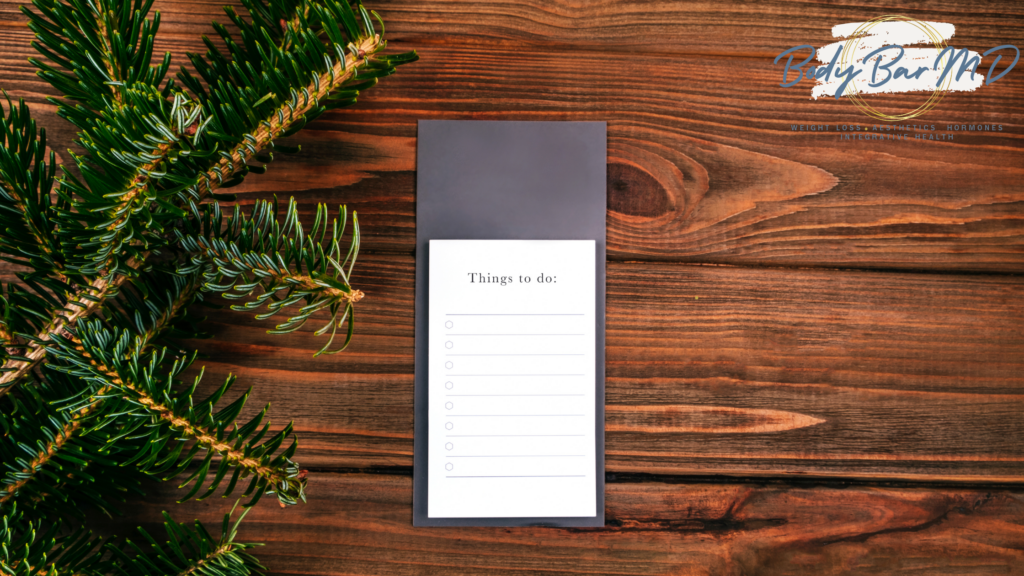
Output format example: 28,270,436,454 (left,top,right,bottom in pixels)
0,94,74,392
23,0,171,111
0,503,105,575
0,270,202,512
0,0,418,571
2,499,259,576
106,504,263,576
0,0,172,392
50,322,306,508
0,0,415,395
0,272,129,394
1,196,348,508
56,88,204,278
181,33,389,202
0,378,99,506
179,198,362,355
0,371,147,519
0,89,199,393
0,94,62,276
2,209,321,512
